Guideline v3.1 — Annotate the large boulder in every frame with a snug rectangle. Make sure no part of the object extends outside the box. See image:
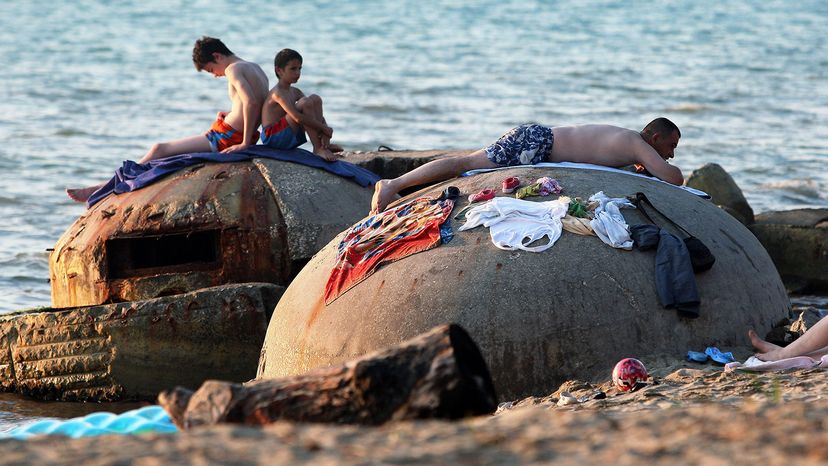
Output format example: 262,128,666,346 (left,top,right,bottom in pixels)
750,209,828,293
258,166,789,399
0,283,281,401
685,163,754,225
50,159,374,308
